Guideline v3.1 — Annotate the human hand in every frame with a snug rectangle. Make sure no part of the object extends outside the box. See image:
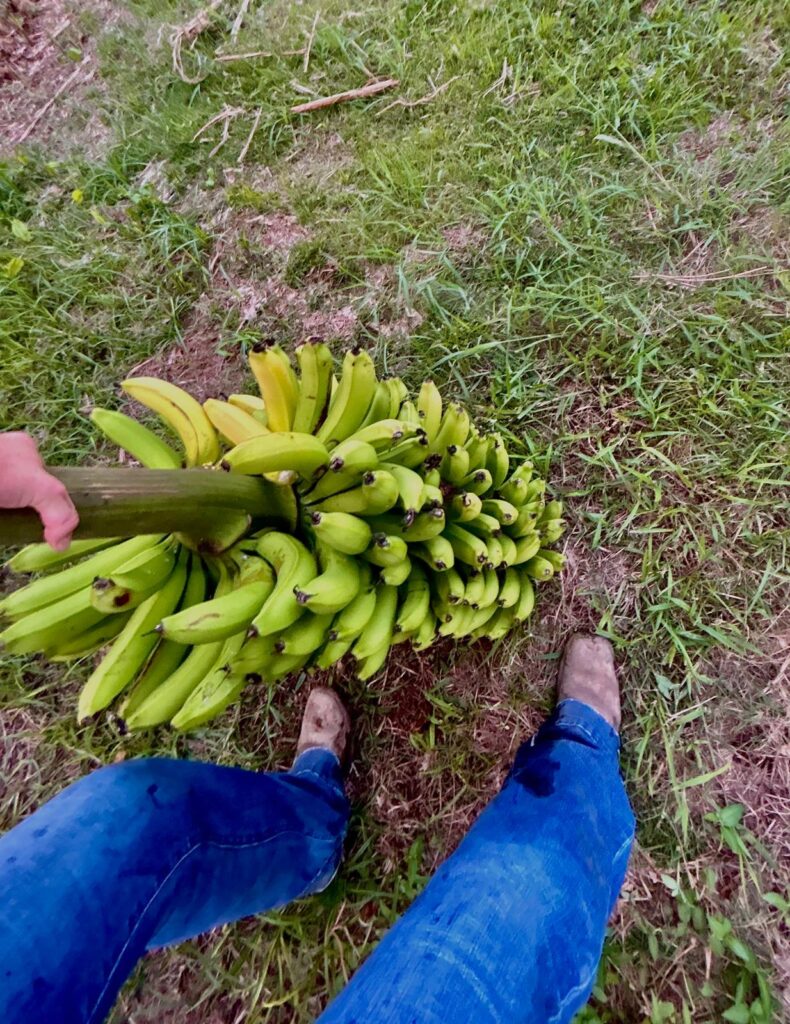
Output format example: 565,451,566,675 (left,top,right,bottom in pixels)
0,433,79,551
